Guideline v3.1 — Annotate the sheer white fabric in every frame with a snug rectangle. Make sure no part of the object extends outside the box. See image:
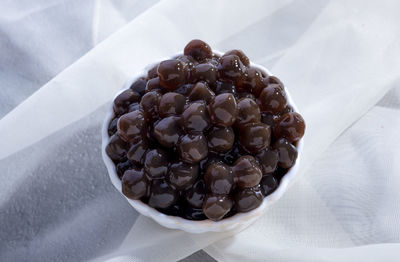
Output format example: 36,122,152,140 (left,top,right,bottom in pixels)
1,0,400,261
